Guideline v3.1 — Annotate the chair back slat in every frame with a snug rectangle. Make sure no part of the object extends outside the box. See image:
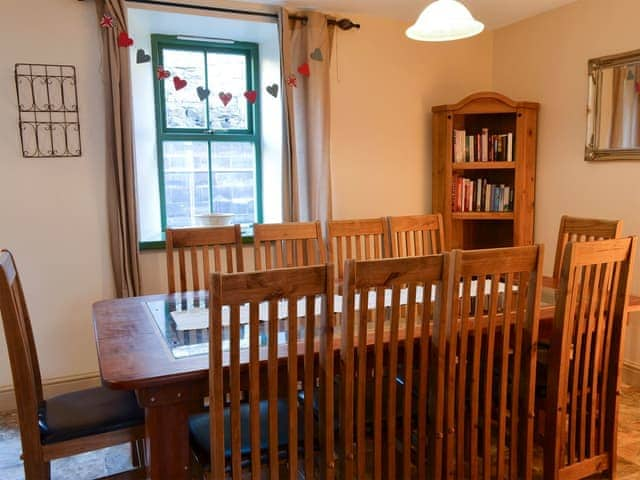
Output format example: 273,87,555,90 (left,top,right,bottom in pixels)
340,254,450,479
388,213,445,257
545,237,636,479
209,265,334,479
435,245,543,480
552,215,622,284
253,221,326,270
327,218,389,282
166,225,244,293
0,250,44,462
